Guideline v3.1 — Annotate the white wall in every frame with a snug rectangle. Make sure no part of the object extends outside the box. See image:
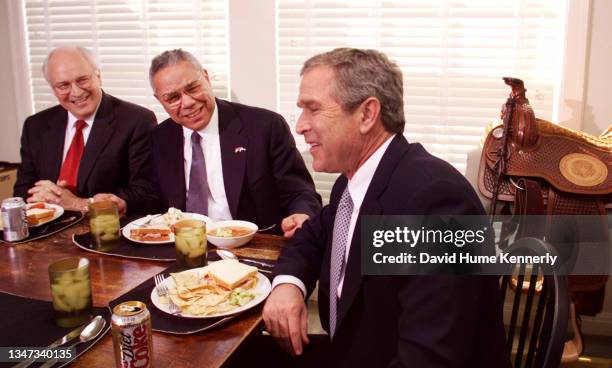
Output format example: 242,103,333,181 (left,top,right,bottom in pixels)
0,1,24,163
228,0,277,111
583,0,612,135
